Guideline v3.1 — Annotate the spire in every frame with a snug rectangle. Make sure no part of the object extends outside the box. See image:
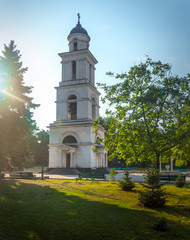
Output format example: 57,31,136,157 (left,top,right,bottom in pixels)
77,13,80,24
